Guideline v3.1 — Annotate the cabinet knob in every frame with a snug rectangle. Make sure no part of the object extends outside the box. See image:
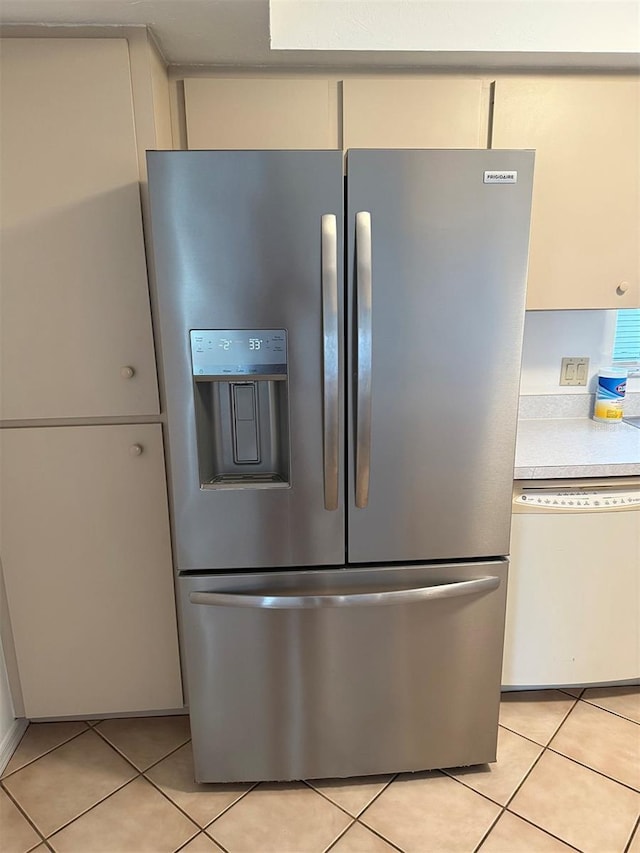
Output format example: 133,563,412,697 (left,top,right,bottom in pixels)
120,366,135,379
129,444,144,457
616,281,629,295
